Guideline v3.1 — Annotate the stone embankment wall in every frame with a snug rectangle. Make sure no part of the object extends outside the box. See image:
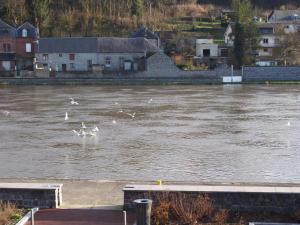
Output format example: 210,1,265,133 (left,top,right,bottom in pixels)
0,184,62,208
124,185,300,214
243,66,300,82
